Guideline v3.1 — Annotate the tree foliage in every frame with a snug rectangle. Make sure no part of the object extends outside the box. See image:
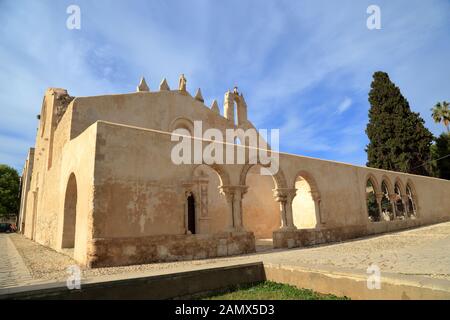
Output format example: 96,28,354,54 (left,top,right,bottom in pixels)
366,71,433,176
431,133,450,180
0,164,20,216
431,101,450,133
